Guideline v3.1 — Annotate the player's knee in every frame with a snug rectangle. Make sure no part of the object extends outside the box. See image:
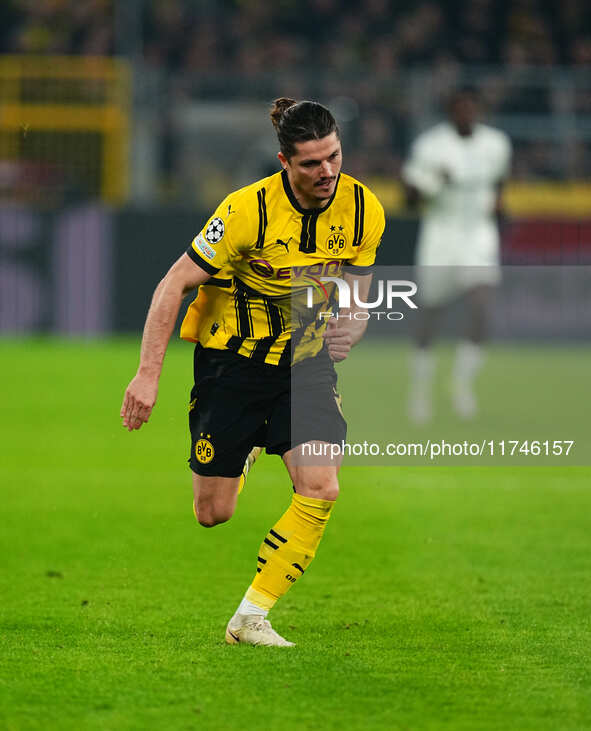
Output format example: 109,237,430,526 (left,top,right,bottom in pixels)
320,483,339,501
196,511,216,528
196,501,234,528
197,512,230,528
297,476,340,502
